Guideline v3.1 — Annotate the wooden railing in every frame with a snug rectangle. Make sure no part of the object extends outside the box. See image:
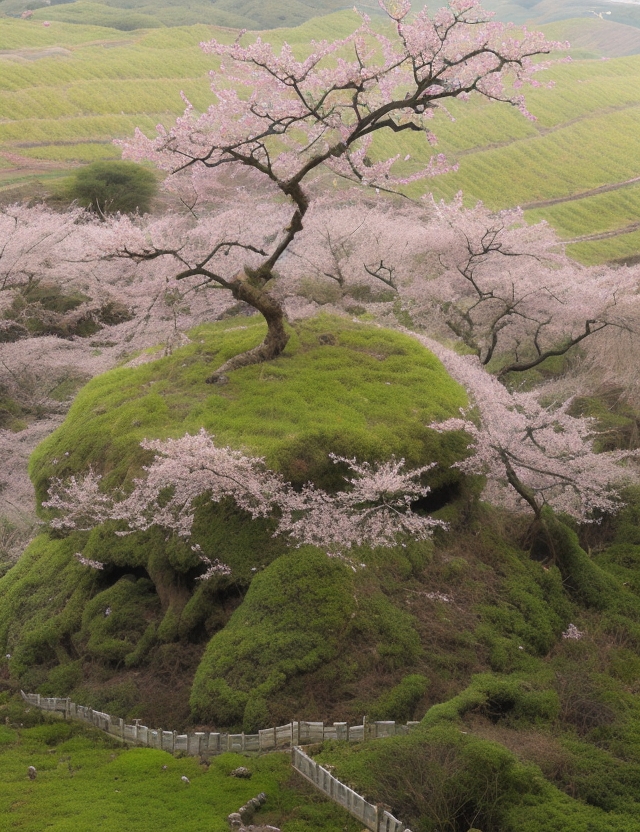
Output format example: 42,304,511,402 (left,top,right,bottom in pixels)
292,746,411,832
20,691,418,753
